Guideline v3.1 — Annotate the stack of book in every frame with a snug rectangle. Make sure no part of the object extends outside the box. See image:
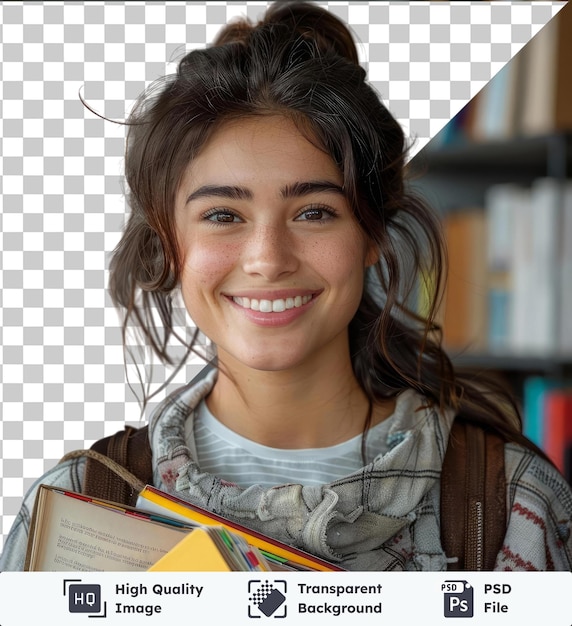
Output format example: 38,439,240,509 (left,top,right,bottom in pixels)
25,484,342,572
